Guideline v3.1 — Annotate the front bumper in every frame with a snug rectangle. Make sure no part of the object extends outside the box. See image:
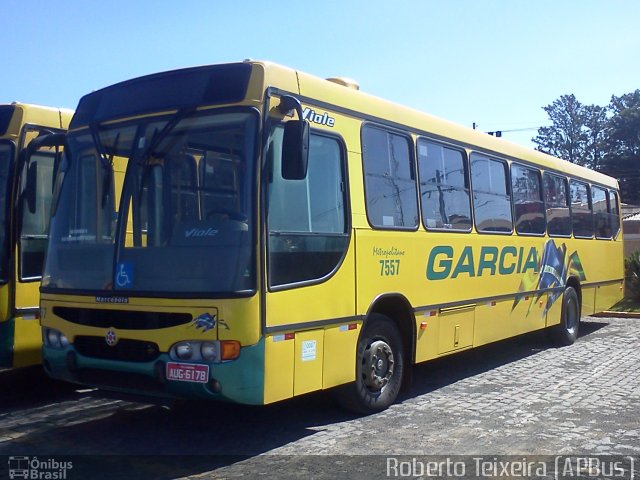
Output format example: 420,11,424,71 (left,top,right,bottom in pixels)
43,339,265,405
